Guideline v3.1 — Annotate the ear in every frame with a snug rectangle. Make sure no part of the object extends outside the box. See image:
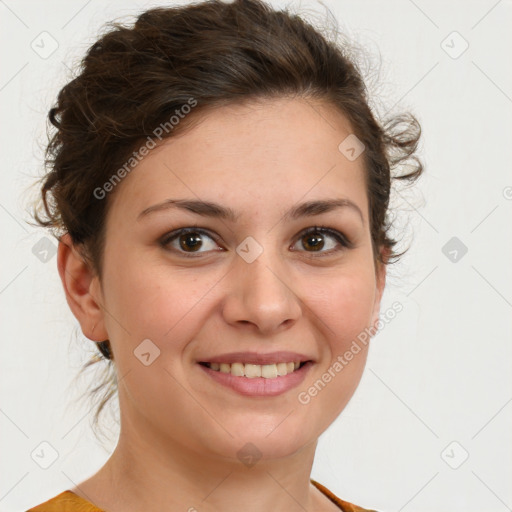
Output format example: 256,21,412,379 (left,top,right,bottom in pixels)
57,233,108,342
369,246,388,331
